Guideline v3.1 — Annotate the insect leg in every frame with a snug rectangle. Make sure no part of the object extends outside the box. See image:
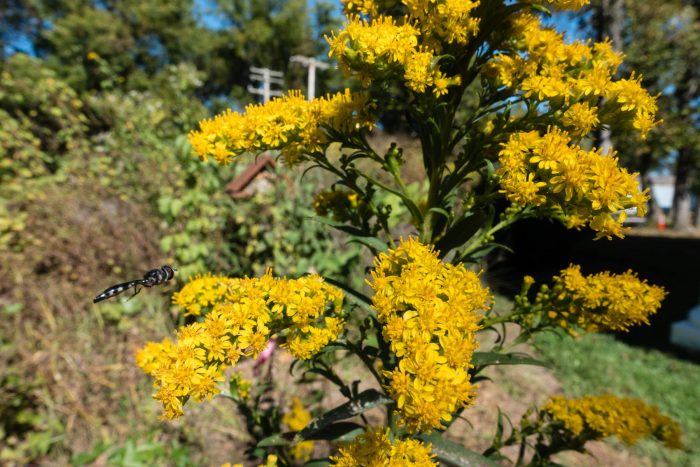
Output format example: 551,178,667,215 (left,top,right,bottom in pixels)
126,284,144,302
